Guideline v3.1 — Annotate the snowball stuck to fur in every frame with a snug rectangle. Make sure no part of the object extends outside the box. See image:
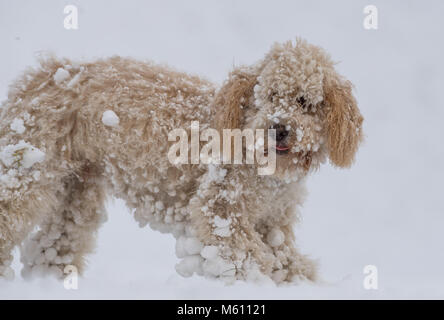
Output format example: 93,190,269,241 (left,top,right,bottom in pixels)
53,68,70,84
0,169,19,189
0,140,45,168
44,247,57,261
102,110,120,127
175,236,203,257
200,246,219,260
267,228,285,247
206,165,227,183
155,201,164,210
10,118,25,134
22,146,45,168
202,255,235,277
213,216,231,237
184,237,204,255
175,255,203,277
296,128,304,142
175,236,187,258
67,72,81,88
